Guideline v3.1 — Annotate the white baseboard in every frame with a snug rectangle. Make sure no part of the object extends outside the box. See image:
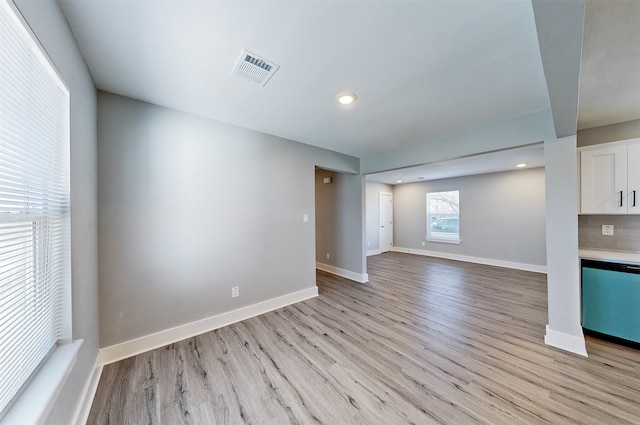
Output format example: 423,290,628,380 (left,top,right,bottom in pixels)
100,286,318,365
390,246,547,274
545,325,588,357
366,249,381,256
316,262,369,283
73,354,103,425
